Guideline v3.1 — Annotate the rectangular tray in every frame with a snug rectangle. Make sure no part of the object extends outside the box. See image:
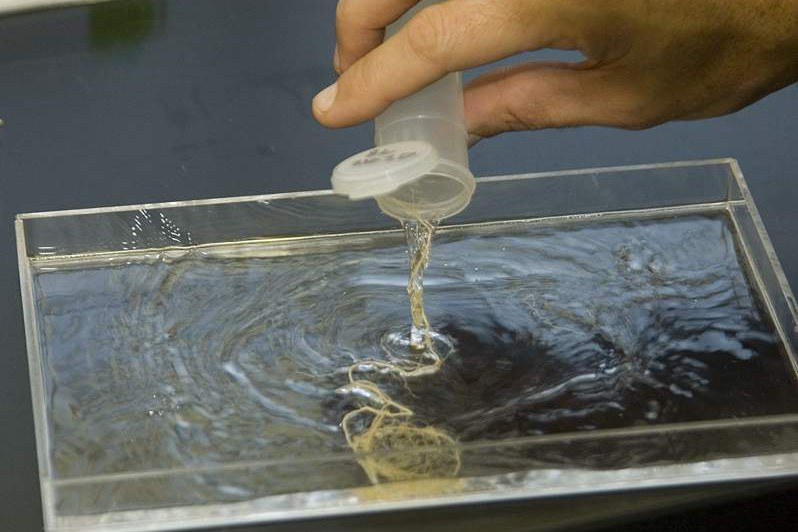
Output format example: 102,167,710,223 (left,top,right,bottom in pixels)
17,159,798,532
